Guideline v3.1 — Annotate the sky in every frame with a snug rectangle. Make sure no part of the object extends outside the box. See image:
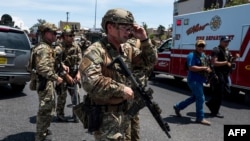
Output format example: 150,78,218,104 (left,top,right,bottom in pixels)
0,0,174,31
